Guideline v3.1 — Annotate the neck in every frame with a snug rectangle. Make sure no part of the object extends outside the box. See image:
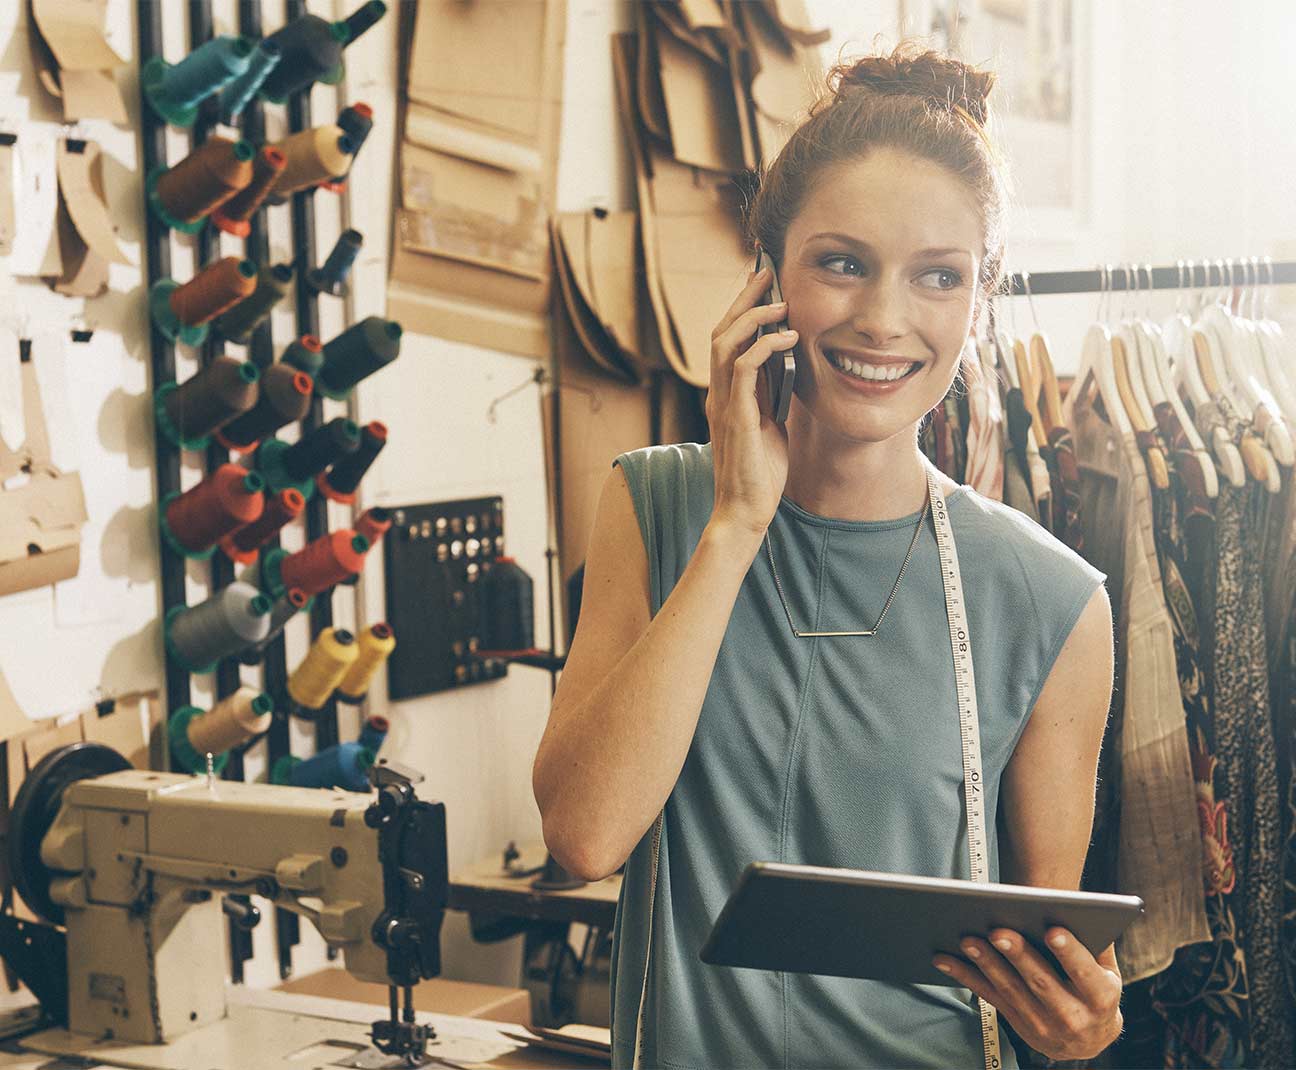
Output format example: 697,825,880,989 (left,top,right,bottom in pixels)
782,413,933,523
